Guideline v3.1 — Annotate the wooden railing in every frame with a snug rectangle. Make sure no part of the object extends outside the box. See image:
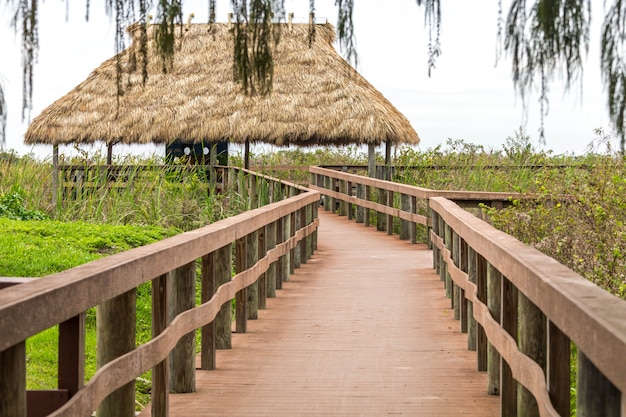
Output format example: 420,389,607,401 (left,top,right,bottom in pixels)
309,166,626,417
0,169,320,417
308,166,517,243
